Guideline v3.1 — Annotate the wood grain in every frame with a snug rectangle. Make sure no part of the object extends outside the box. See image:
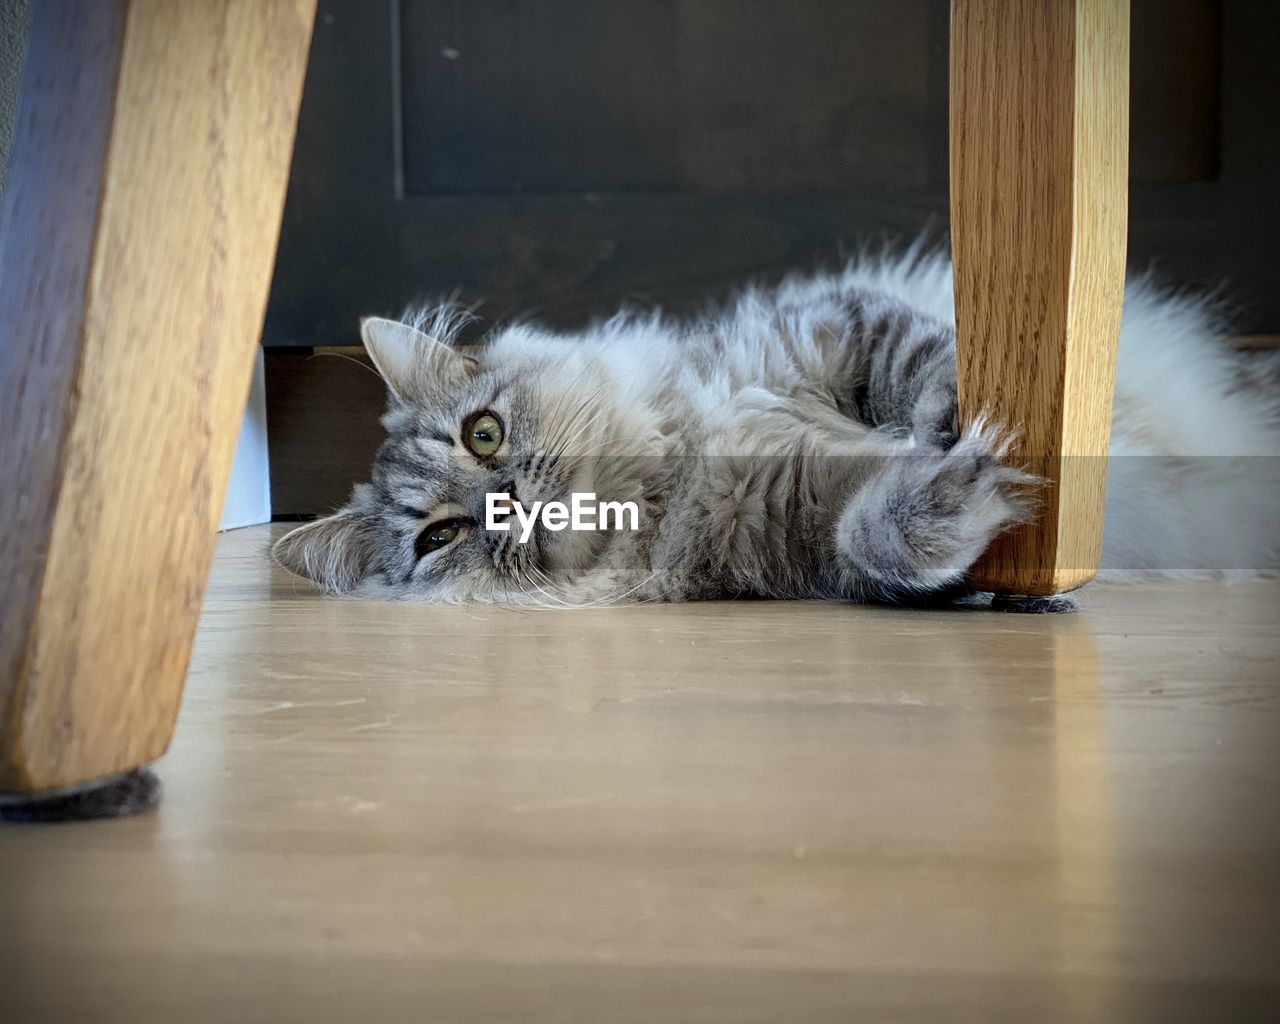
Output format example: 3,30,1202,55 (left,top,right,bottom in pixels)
2,525,1277,1020
0,1,127,779
950,0,1130,596
0,0,316,792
